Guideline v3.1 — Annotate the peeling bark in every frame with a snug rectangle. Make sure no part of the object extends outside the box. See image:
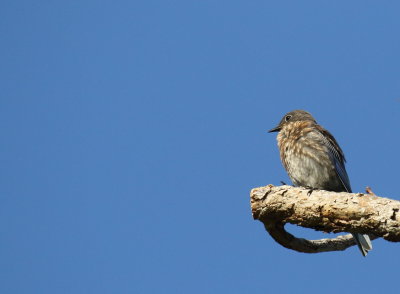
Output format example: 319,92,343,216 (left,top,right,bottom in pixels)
251,185,400,253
